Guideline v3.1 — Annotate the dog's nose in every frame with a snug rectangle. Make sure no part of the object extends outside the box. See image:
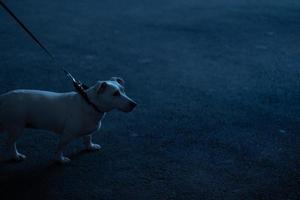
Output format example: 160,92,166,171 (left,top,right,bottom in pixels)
129,101,137,109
